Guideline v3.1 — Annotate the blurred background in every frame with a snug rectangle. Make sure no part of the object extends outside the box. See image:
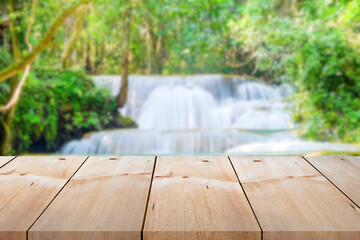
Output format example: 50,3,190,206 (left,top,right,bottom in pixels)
0,0,359,156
